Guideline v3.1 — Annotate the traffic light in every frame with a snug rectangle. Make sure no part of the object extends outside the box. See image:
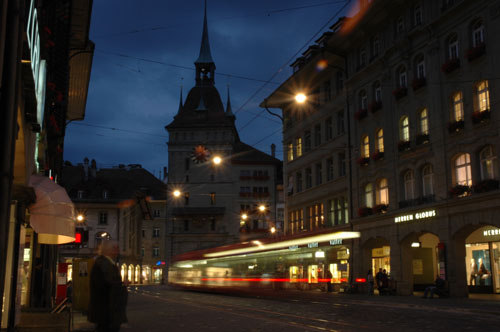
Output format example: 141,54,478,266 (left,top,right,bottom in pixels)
75,229,82,243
